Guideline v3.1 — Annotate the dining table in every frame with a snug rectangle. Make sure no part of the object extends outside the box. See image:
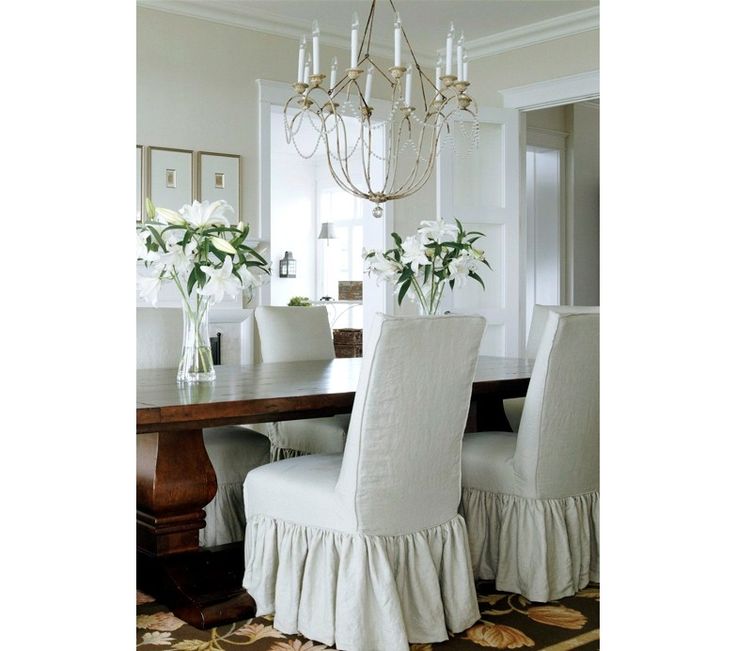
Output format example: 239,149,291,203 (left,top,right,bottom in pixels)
137,355,533,629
